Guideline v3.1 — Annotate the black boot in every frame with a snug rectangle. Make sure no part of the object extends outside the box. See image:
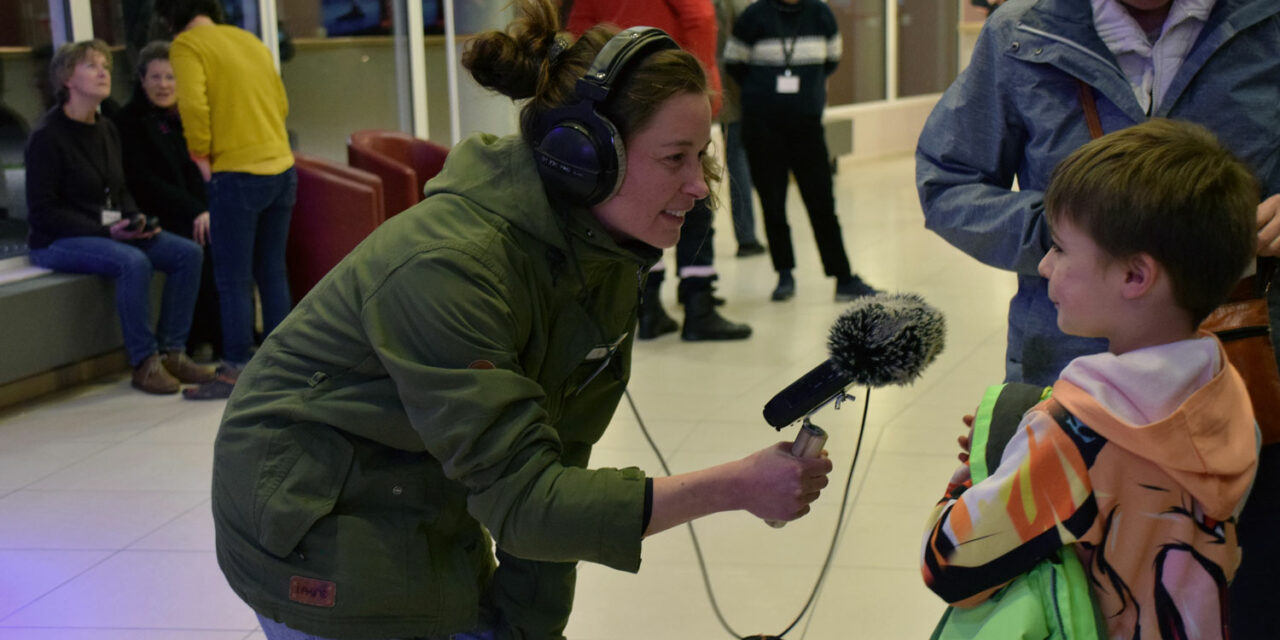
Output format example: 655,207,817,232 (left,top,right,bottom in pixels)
771,270,796,302
638,271,678,340
677,282,727,307
680,278,752,341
